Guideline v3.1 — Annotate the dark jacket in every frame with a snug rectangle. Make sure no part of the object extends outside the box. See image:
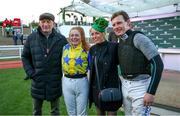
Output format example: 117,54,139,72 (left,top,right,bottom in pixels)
21,27,67,101
118,30,151,76
88,41,119,108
